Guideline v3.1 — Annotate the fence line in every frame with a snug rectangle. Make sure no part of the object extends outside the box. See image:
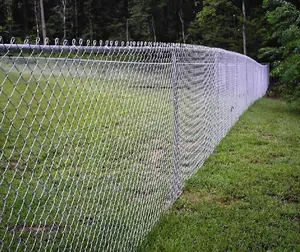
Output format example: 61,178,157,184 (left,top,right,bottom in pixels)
0,40,268,251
